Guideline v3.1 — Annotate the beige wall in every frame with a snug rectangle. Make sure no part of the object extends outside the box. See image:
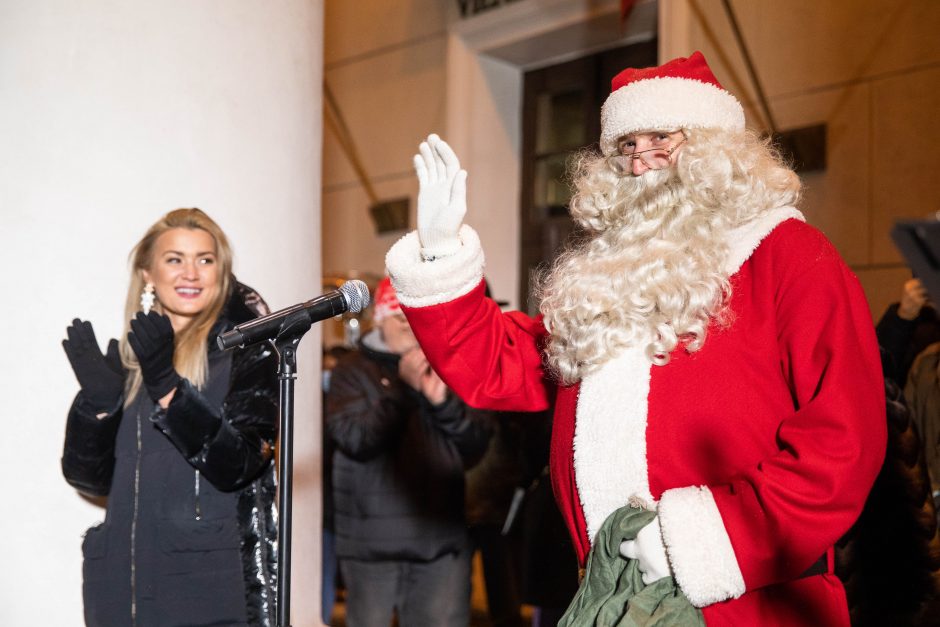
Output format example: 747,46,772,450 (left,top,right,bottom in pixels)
665,0,940,319
322,0,450,292
322,0,940,321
